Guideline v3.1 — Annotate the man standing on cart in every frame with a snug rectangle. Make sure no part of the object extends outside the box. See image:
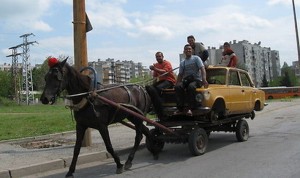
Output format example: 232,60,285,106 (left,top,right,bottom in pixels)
174,44,208,116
